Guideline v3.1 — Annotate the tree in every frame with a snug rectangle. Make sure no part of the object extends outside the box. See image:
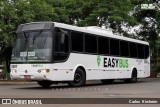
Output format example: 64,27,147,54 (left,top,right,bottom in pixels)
46,0,137,36
0,0,159,74
0,0,58,73
76,0,137,35
45,0,69,23
131,0,160,65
